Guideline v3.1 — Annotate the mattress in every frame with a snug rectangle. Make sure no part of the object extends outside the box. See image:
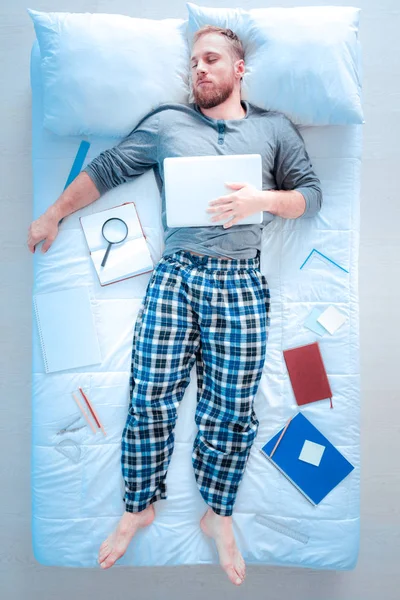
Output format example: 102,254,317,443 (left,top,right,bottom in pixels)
30,39,361,569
